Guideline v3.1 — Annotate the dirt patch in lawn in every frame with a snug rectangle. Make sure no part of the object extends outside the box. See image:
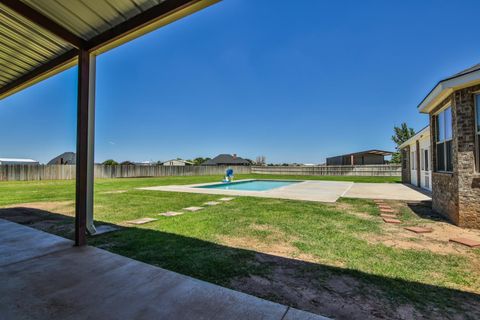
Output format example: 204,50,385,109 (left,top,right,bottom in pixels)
2,201,75,216
219,224,317,263
231,253,479,320
349,201,480,258
365,221,480,256
0,201,75,238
